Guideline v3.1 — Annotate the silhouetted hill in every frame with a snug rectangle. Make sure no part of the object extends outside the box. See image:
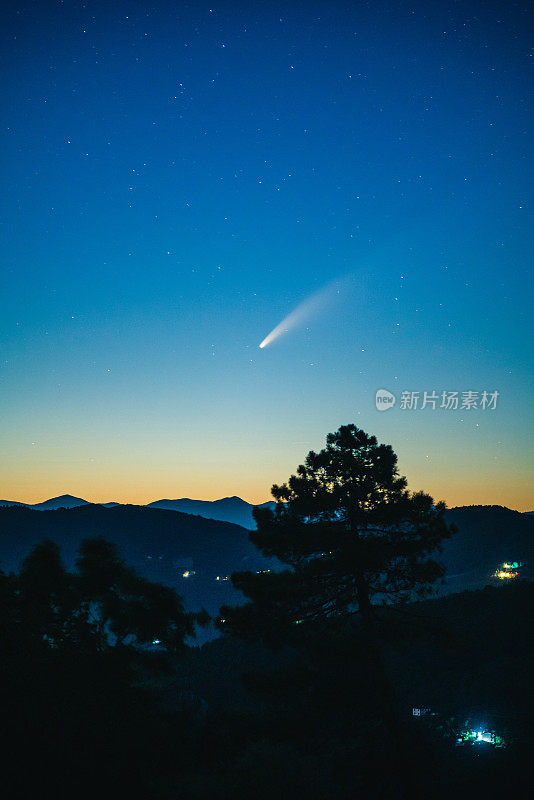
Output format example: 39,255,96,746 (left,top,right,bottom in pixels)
440,505,534,592
31,494,90,510
0,494,91,511
0,494,275,527
0,504,277,618
147,496,275,528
